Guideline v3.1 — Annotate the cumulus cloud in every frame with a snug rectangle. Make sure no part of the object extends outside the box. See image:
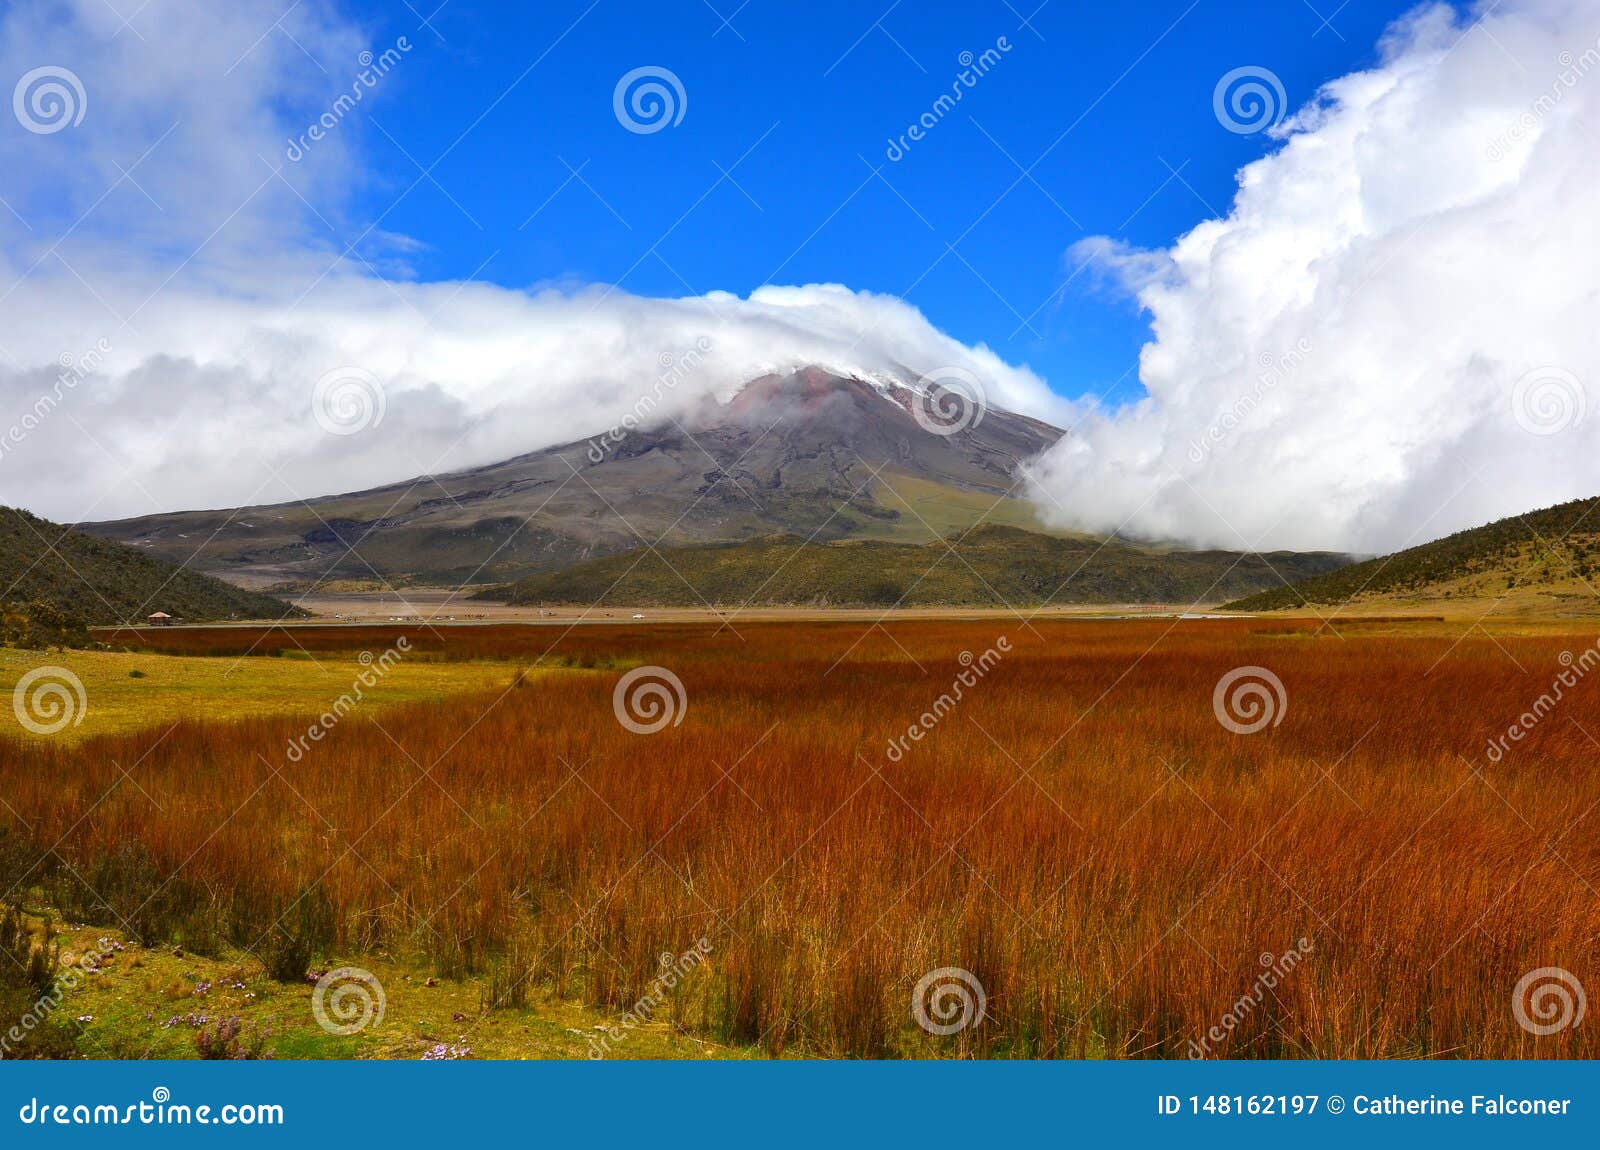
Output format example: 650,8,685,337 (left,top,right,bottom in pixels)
0,0,1066,522
1027,0,1600,553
